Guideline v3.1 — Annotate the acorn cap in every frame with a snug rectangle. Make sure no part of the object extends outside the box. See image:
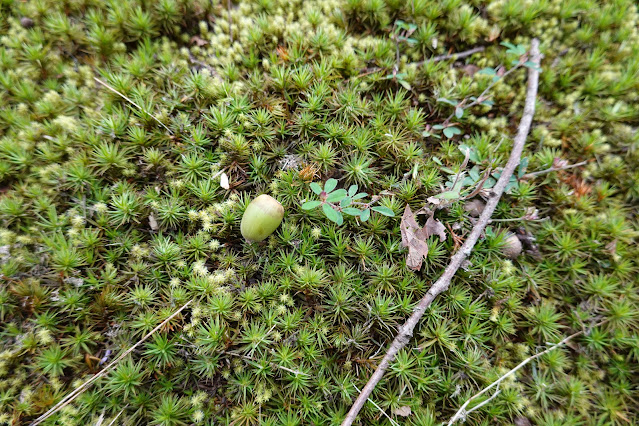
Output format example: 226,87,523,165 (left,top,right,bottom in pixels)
240,194,284,242
501,232,523,259
20,17,35,28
